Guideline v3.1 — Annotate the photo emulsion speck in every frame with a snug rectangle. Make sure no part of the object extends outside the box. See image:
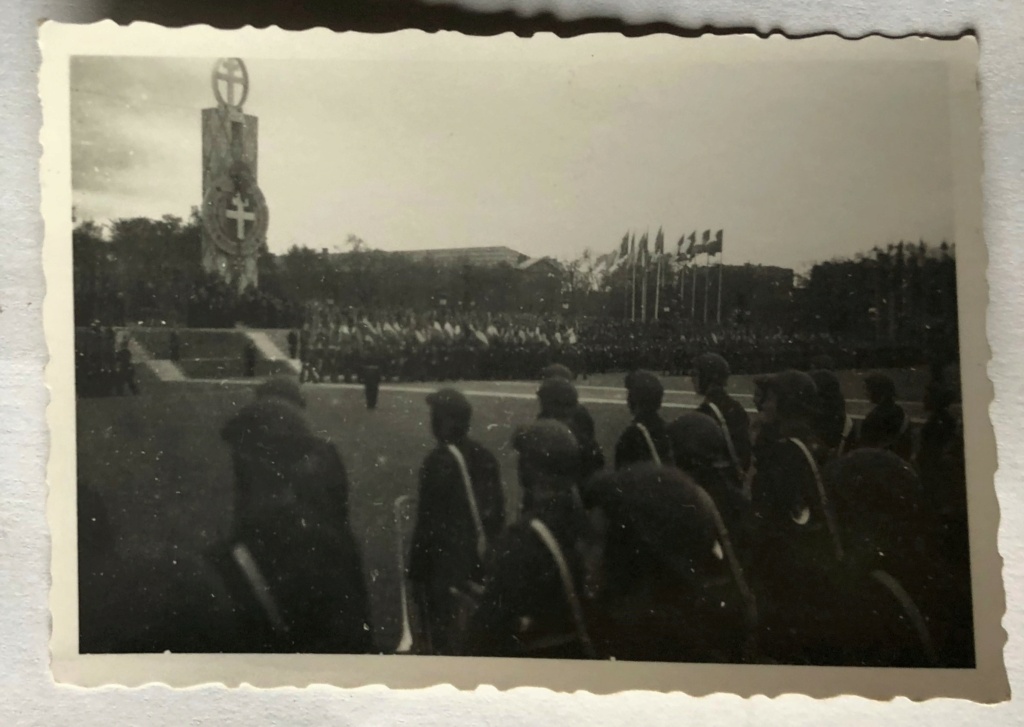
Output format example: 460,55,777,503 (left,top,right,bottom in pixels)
42,24,1005,698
